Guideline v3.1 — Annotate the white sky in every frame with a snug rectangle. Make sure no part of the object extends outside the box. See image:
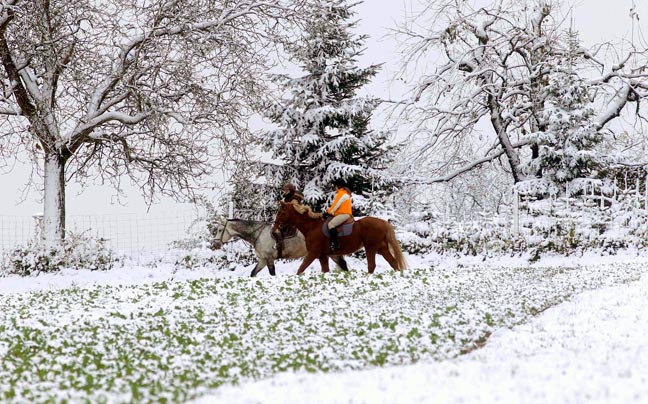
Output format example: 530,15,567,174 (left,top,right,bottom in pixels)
1,0,646,217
